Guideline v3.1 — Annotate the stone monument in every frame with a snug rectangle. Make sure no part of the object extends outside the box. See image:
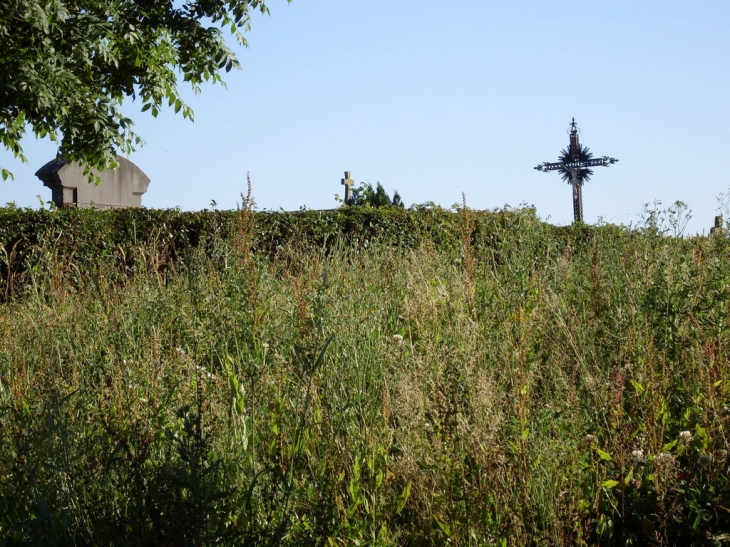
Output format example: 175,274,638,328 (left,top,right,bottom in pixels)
341,171,355,204
711,215,724,237
35,156,150,209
